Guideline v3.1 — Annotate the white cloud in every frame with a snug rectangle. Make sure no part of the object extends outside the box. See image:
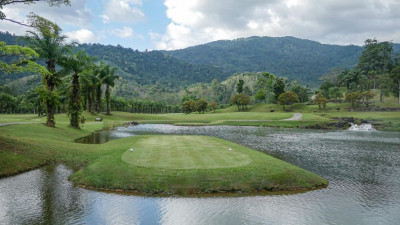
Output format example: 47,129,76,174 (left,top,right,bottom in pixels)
101,0,145,23
0,0,93,36
152,0,400,50
111,26,134,38
65,29,97,43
